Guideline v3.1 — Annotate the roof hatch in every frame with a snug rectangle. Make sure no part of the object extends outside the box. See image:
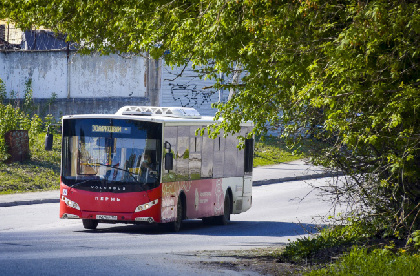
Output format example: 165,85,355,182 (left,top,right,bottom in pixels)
115,106,201,119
